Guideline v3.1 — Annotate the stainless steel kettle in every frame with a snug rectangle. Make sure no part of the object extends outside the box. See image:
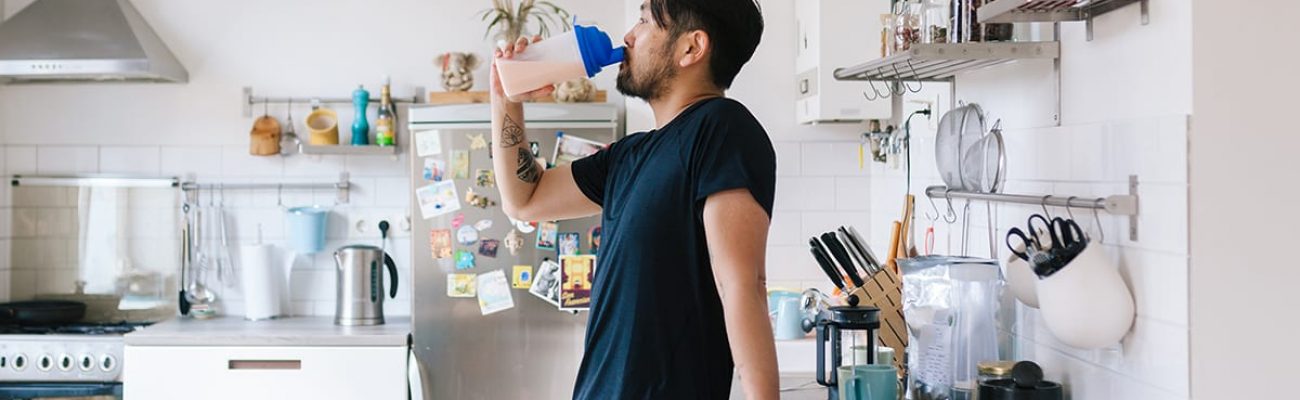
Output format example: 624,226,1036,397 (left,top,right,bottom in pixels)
333,245,398,326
